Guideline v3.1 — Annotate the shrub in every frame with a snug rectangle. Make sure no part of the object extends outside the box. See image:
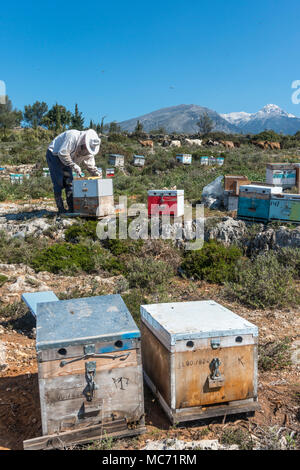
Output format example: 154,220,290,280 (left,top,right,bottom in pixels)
276,247,300,278
0,274,8,286
102,238,144,256
226,252,297,309
258,337,292,371
30,243,100,274
0,302,35,336
0,231,47,265
125,257,174,293
30,241,126,276
220,428,254,450
122,289,149,324
64,220,98,242
181,241,242,284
